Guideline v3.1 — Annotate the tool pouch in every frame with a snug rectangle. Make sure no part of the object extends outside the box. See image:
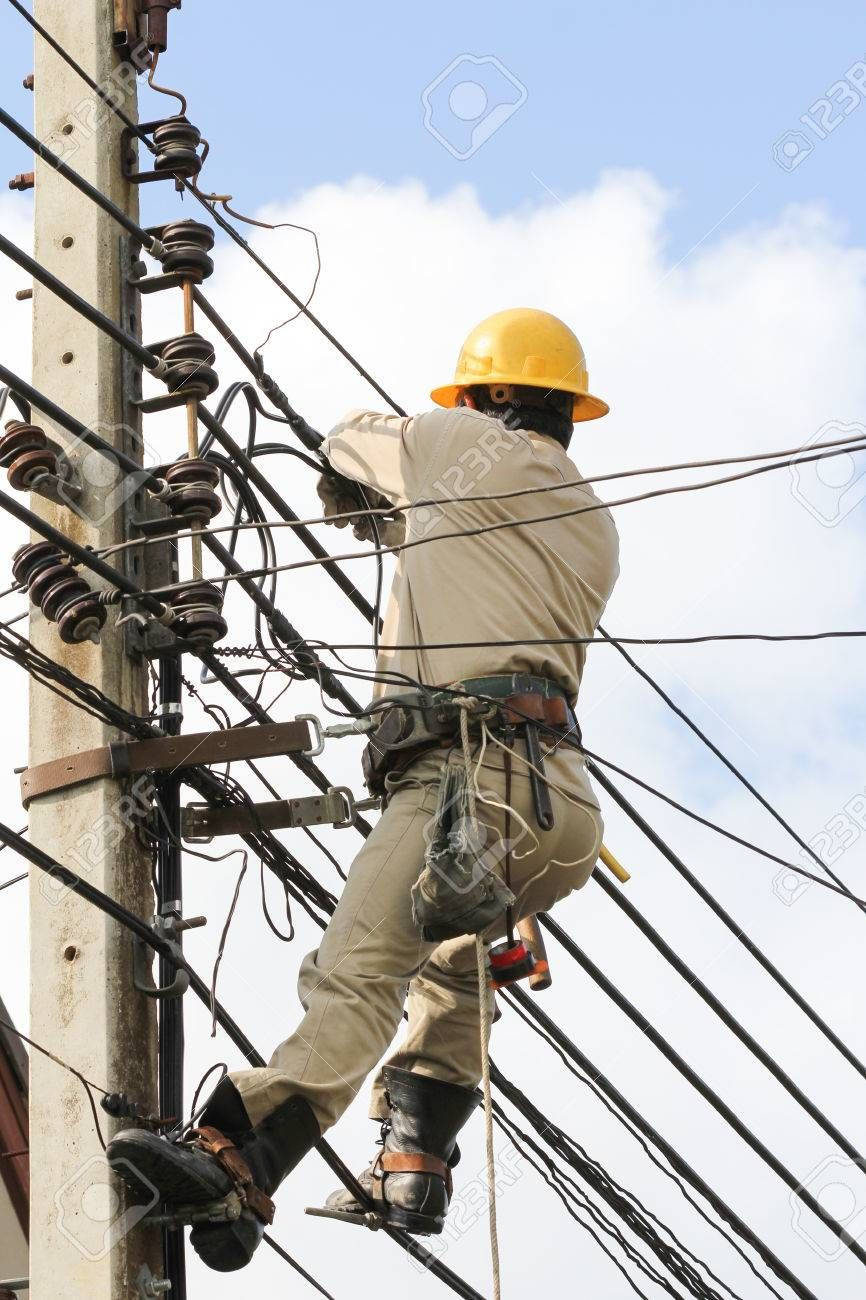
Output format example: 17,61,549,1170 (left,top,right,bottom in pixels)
411,761,515,942
361,693,459,796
